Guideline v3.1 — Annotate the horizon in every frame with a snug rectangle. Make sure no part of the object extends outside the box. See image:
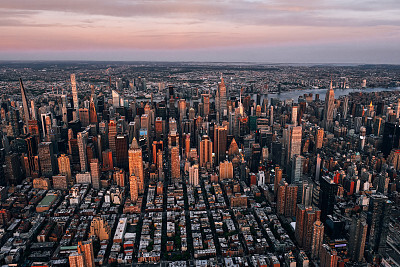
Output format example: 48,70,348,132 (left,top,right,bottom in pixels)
1,0,400,63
